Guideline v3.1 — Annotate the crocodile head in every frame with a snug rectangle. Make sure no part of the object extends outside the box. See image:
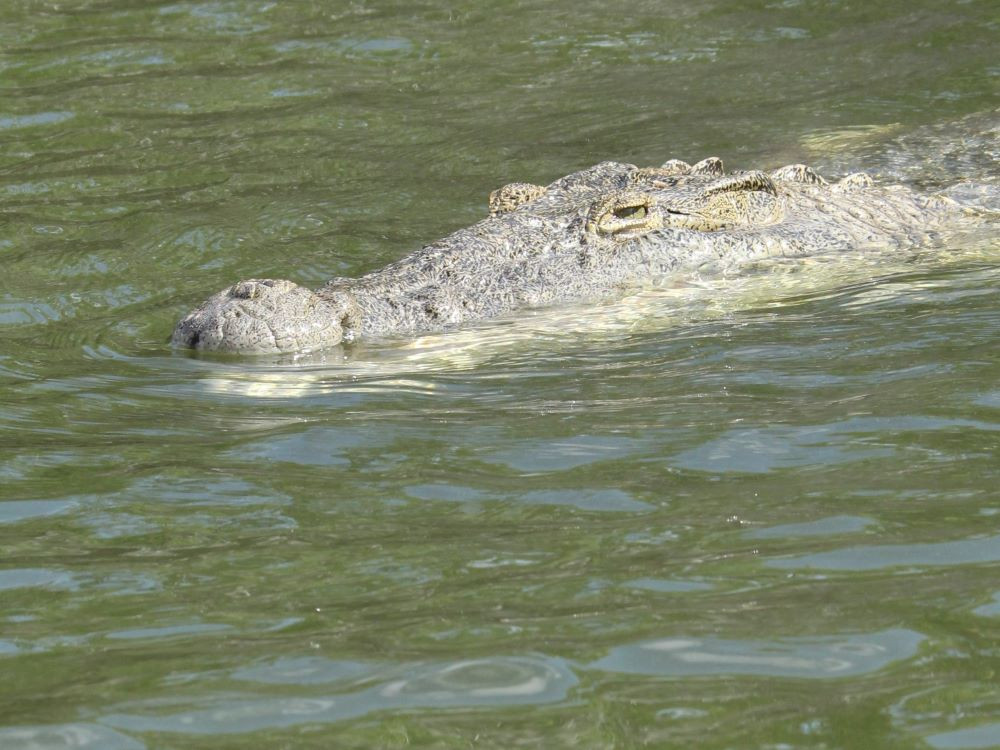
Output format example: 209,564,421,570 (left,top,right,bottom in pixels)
173,157,893,354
